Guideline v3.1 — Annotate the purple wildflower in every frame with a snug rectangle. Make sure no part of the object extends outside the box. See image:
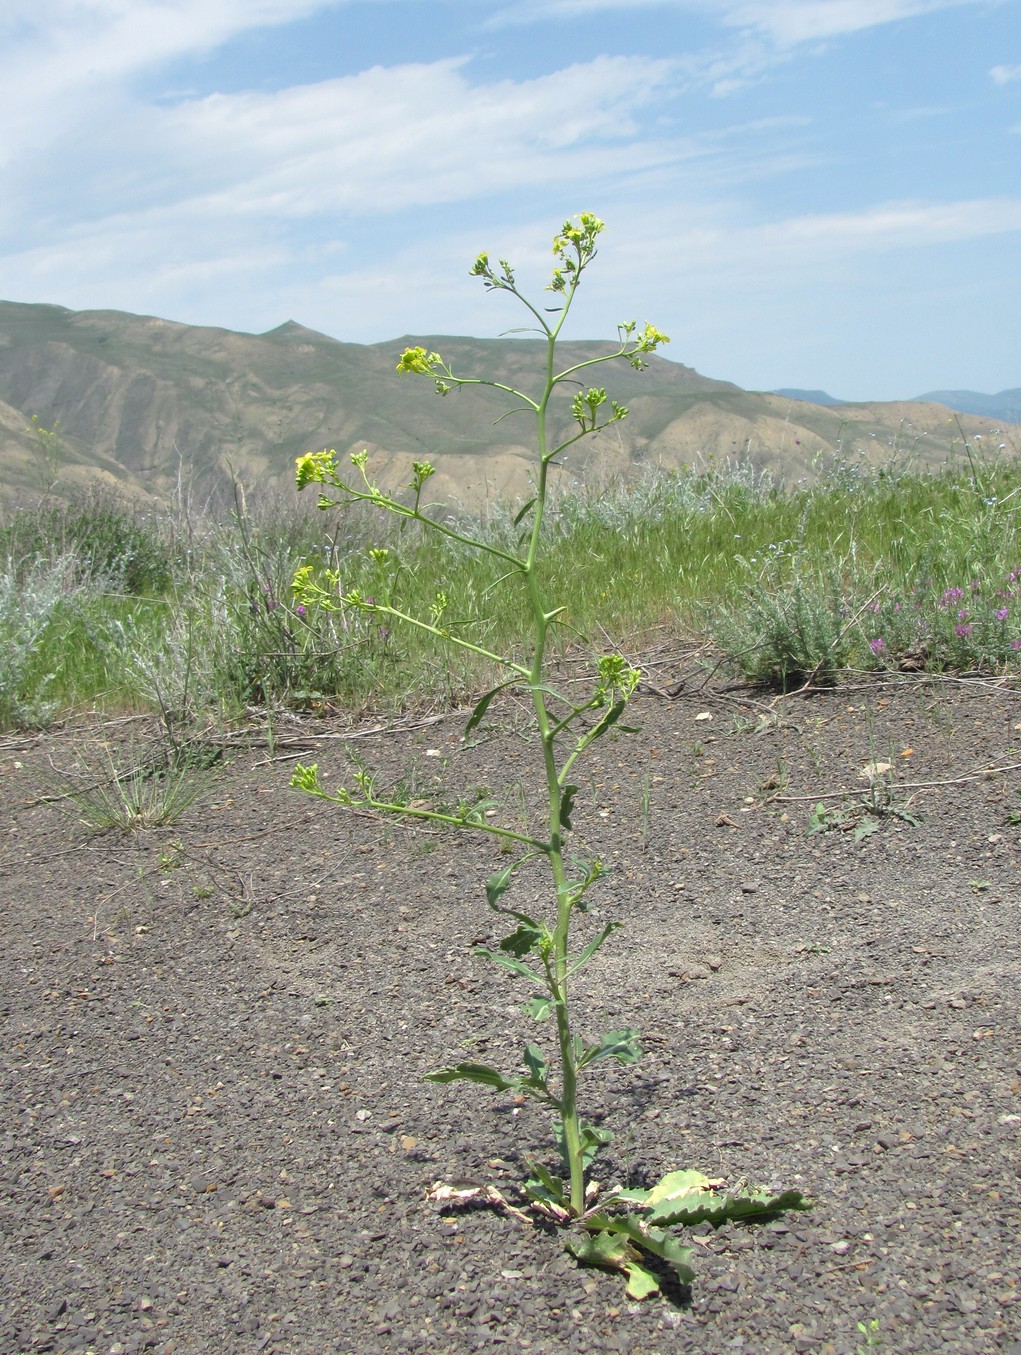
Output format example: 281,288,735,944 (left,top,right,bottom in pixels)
296,604,307,618
869,638,885,656
955,623,973,639
1013,638,1021,652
